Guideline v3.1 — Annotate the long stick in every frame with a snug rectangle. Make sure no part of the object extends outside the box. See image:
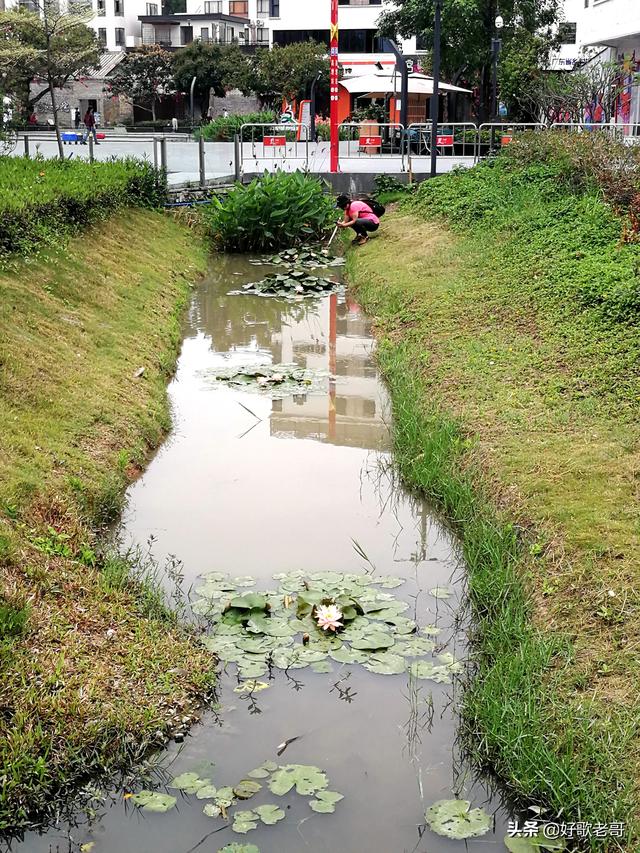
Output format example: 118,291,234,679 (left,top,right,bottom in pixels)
327,225,338,247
